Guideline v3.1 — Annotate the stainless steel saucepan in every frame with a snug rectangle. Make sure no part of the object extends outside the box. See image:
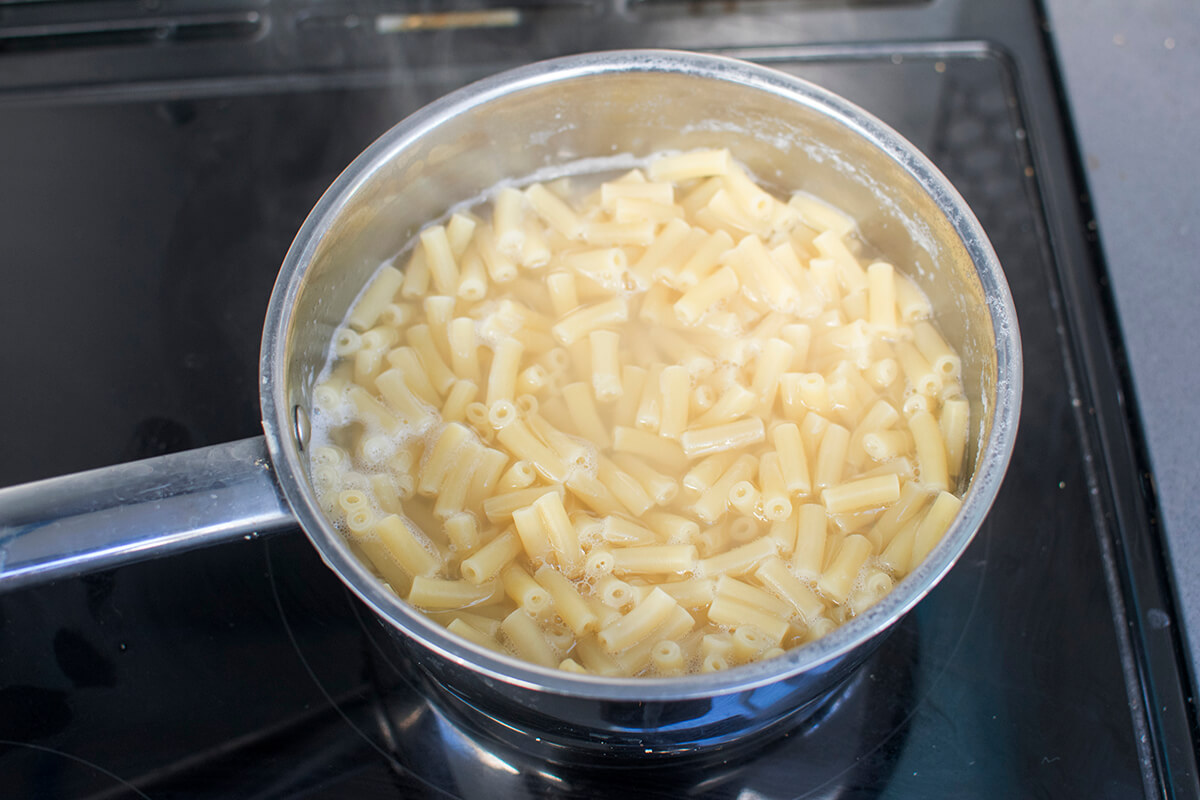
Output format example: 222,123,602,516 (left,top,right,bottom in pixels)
0,50,1021,755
